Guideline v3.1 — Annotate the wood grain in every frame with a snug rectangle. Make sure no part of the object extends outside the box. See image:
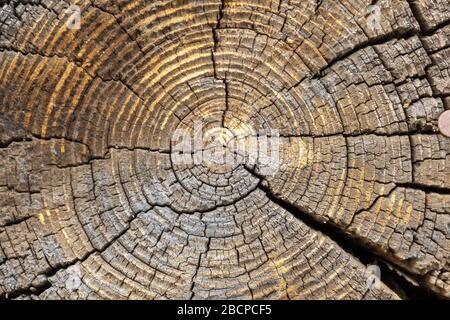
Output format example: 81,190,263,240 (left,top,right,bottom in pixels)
0,0,449,300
